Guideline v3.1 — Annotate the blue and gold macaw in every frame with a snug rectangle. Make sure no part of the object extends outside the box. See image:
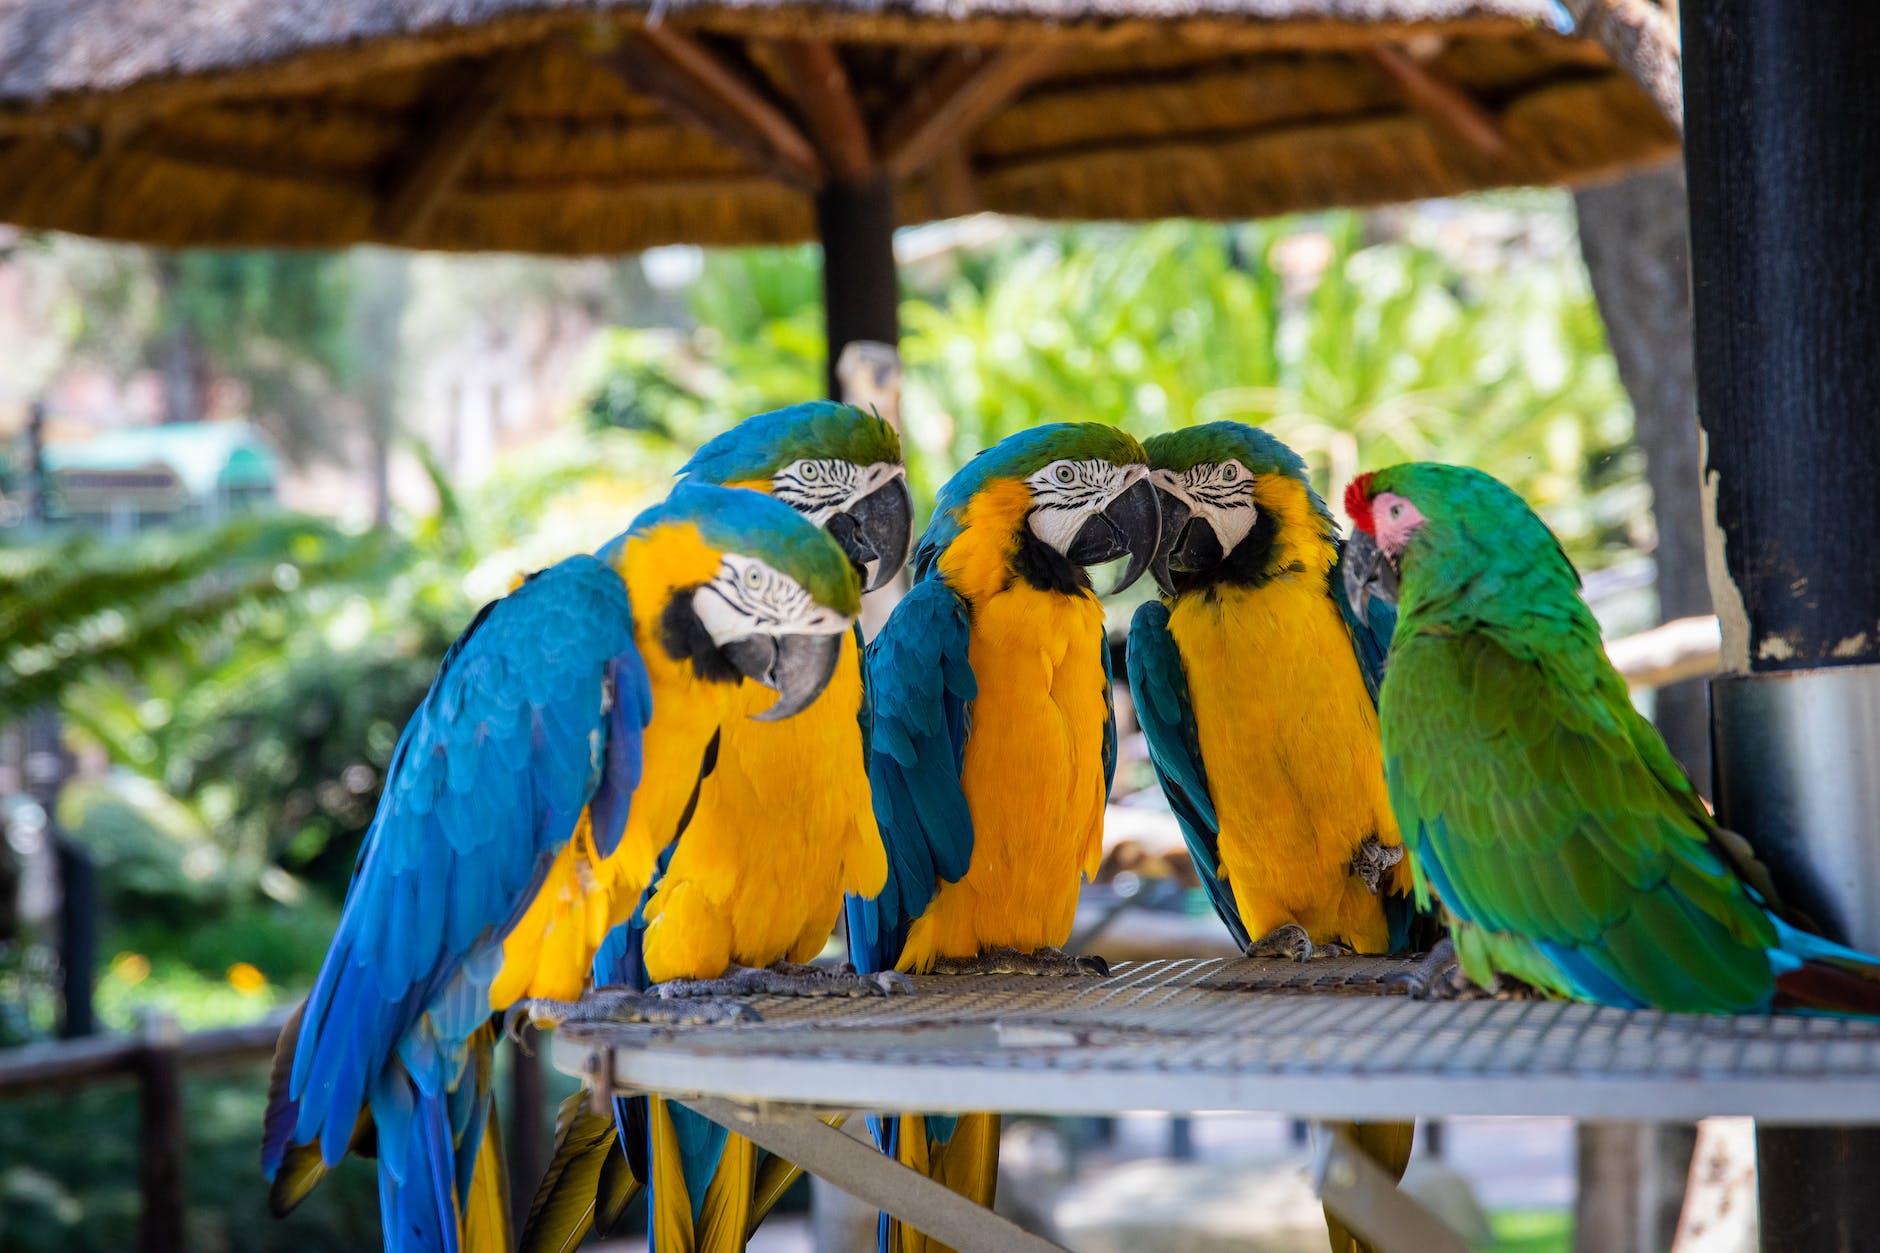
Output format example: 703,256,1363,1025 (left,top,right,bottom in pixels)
518,400,914,1253
261,483,862,1253
1125,422,1434,1253
850,422,1160,1253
